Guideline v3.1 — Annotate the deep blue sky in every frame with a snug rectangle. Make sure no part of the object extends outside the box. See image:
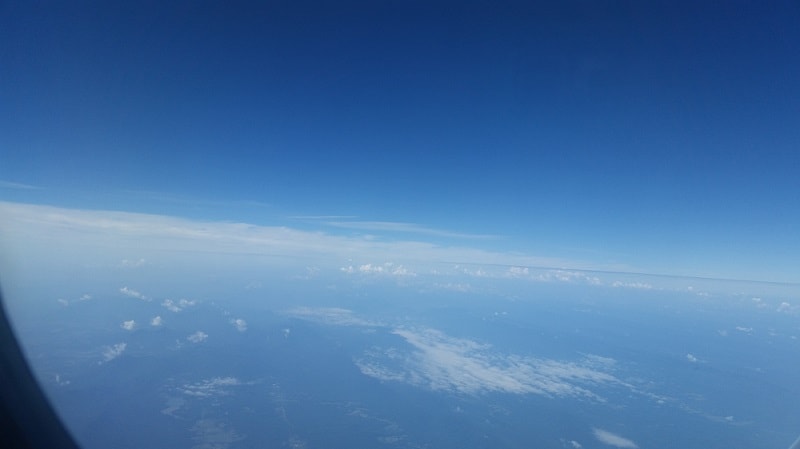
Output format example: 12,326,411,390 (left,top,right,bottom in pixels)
2,1,799,282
